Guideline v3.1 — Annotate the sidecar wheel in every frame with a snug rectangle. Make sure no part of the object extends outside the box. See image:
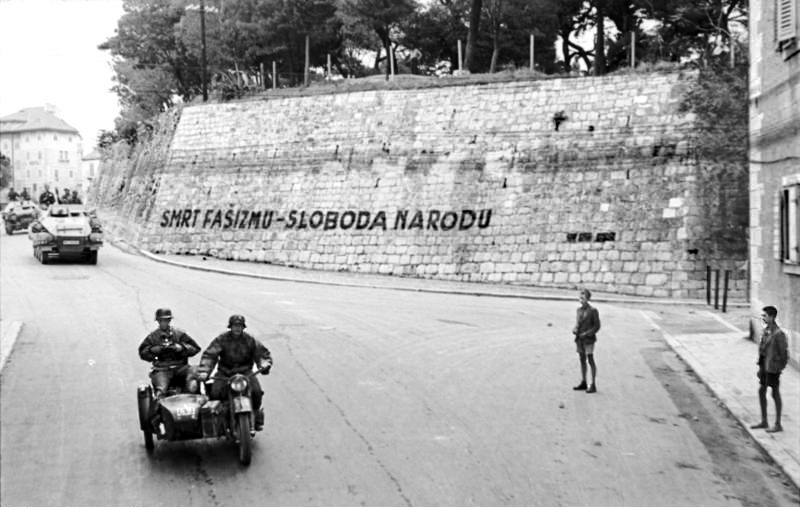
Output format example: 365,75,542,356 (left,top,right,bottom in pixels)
237,413,251,466
143,429,154,451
